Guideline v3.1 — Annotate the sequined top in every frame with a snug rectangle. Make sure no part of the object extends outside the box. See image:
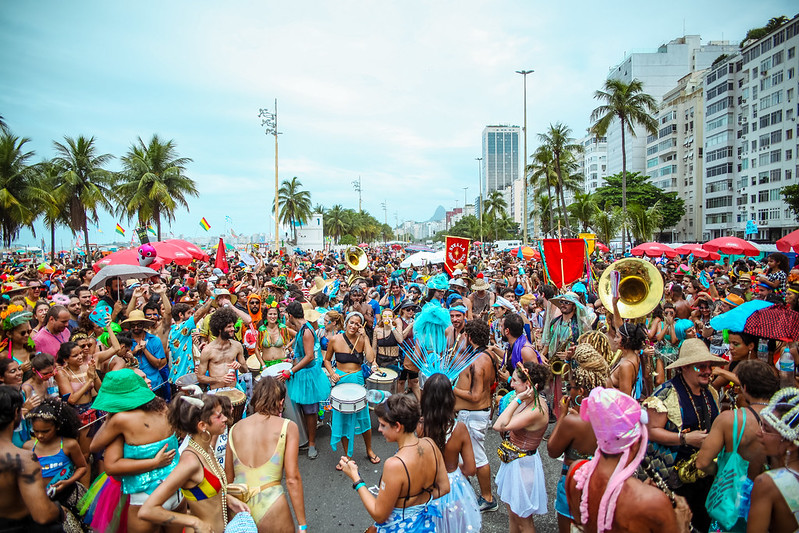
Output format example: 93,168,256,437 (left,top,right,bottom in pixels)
121,434,180,494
